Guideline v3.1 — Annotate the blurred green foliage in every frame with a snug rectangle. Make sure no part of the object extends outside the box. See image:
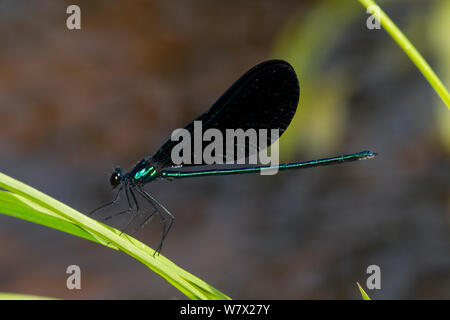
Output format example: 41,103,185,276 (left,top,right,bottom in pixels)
273,0,450,158
429,0,450,152
272,1,360,159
